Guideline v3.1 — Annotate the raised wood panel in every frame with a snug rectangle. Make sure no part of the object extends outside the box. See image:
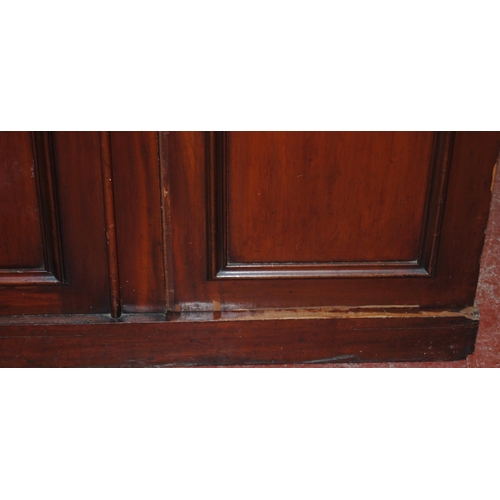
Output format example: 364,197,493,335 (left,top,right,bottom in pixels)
167,132,499,311
209,132,454,279
0,132,64,285
0,132,110,315
0,132,43,269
